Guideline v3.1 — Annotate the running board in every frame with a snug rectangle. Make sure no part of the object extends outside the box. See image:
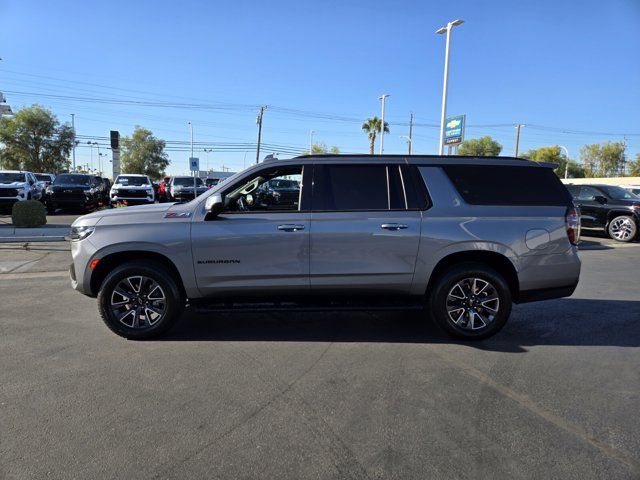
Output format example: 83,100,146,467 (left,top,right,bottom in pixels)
192,299,426,314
